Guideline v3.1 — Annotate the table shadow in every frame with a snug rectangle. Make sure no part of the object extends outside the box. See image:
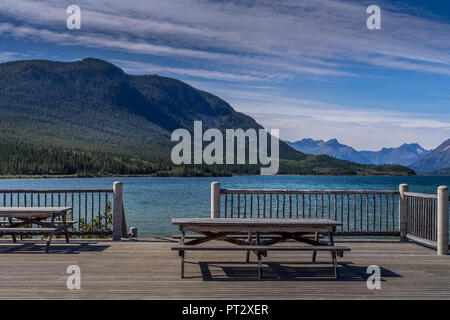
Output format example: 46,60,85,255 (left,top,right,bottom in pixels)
194,261,400,282
0,242,110,254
